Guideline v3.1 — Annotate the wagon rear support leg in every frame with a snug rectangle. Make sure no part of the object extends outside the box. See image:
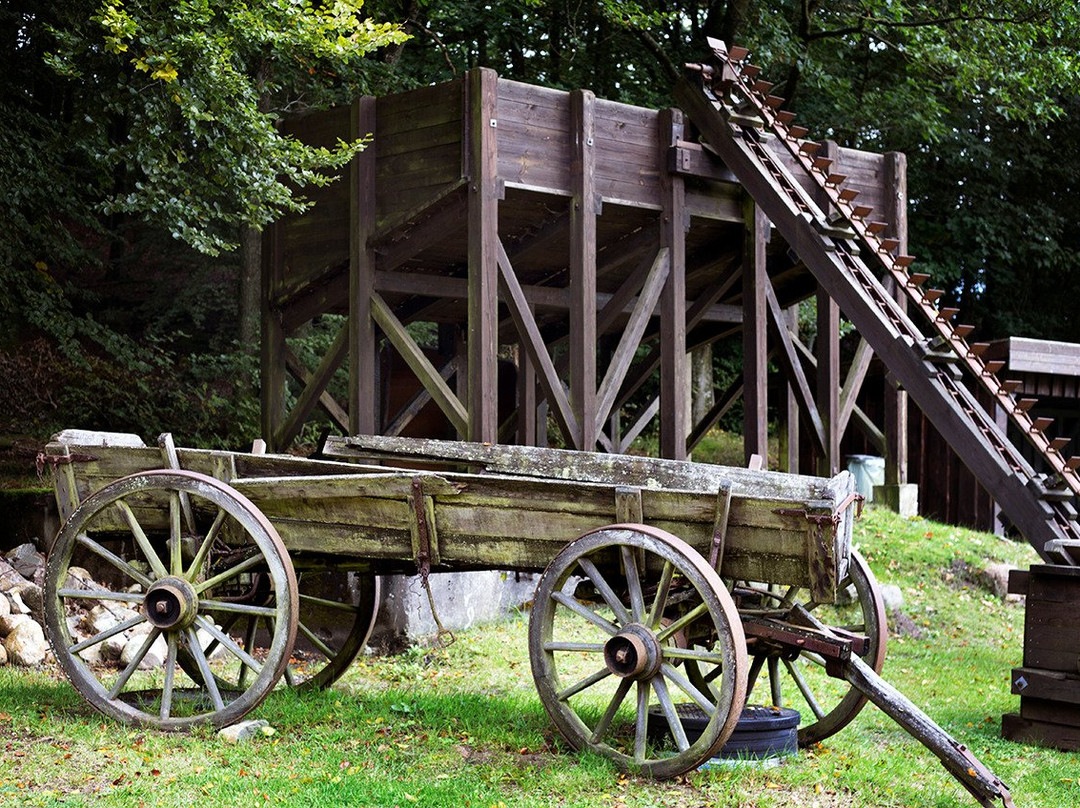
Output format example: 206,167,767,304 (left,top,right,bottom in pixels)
747,614,1015,808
